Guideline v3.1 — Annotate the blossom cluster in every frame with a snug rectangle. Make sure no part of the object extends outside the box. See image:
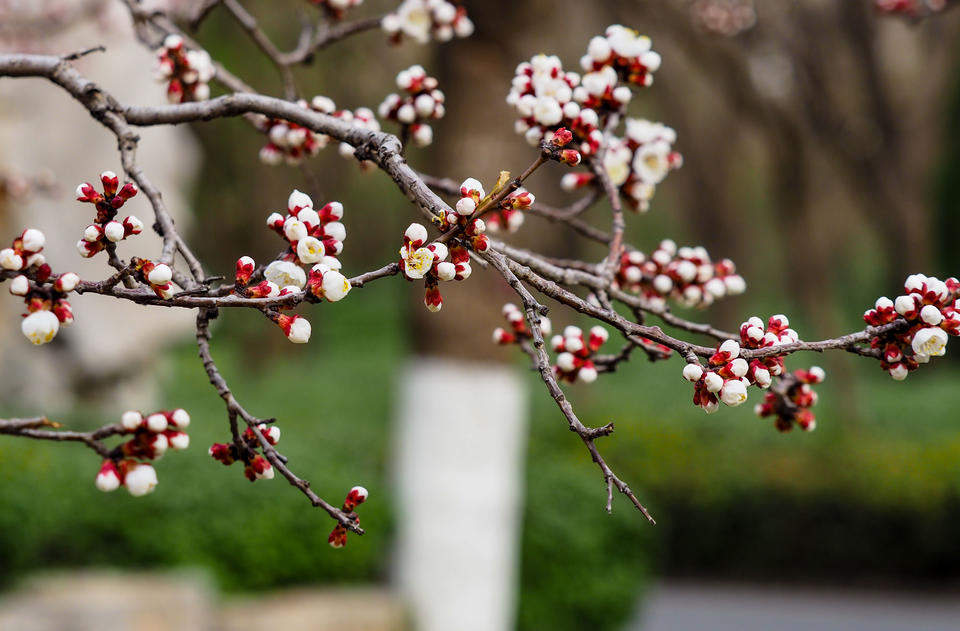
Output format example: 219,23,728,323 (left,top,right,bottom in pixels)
492,302,551,345
11,271,80,346
613,240,745,310
399,223,471,312
266,190,347,268
580,25,662,94
378,65,445,148
682,340,751,413
437,177,492,249
328,485,369,548
236,192,352,343
155,34,214,103
863,274,960,380
307,0,363,20
96,408,191,496
755,367,825,432
507,54,605,156
208,422,281,482
382,0,474,44
562,119,682,212
683,317,803,415
552,325,609,383
75,171,142,258
2,227,48,274
255,96,337,166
